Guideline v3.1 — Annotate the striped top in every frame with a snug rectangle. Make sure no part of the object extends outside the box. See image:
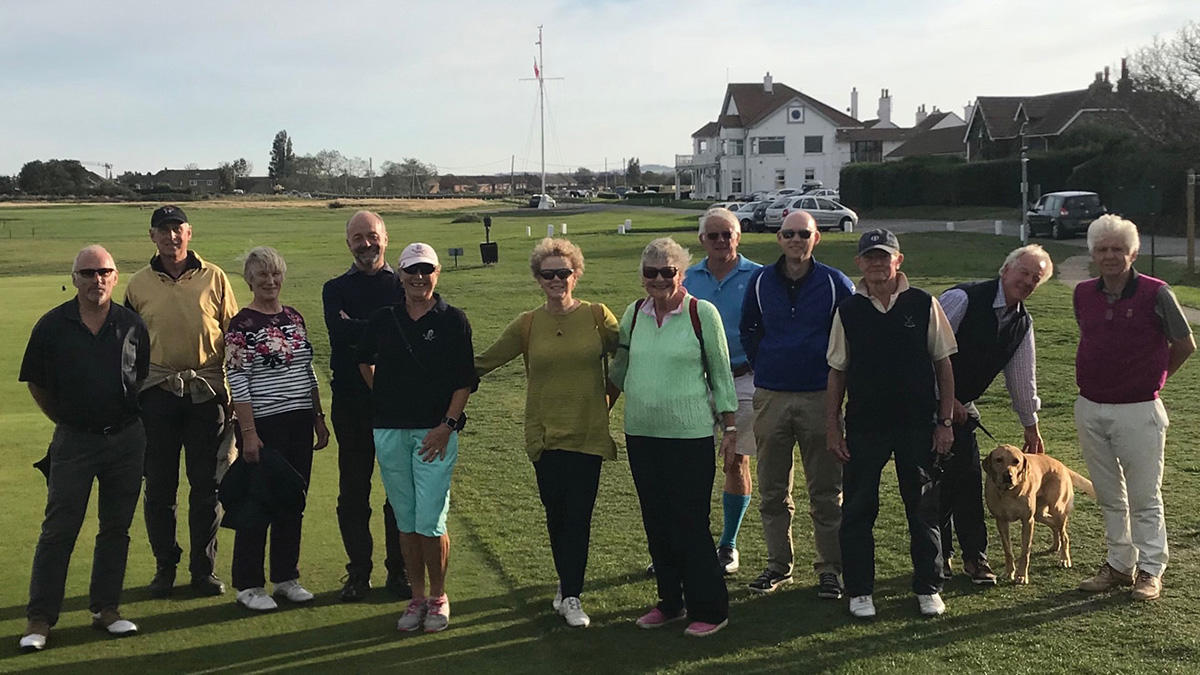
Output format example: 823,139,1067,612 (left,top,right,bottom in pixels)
224,306,318,419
